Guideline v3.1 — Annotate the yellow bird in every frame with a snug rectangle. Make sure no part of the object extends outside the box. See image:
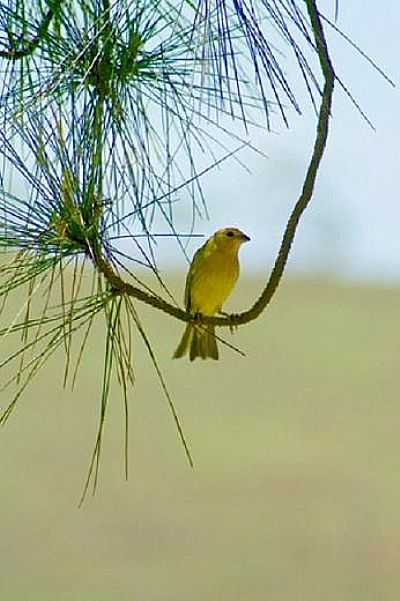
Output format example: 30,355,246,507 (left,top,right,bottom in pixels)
173,227,250,361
